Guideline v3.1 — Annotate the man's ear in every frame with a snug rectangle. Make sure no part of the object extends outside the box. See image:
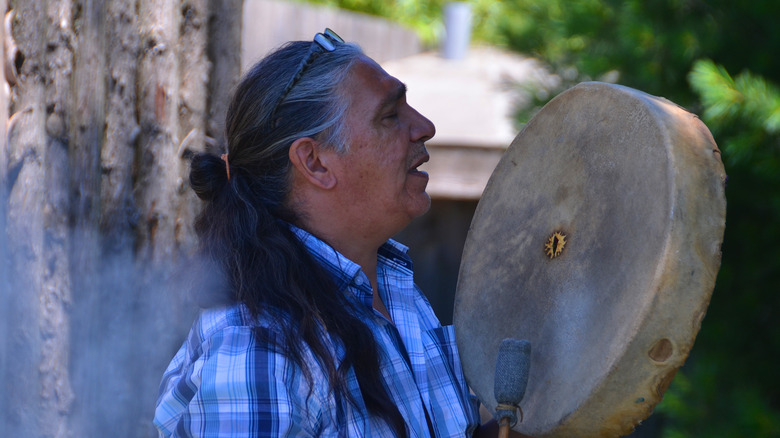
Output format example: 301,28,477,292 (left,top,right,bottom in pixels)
288,137,337,190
